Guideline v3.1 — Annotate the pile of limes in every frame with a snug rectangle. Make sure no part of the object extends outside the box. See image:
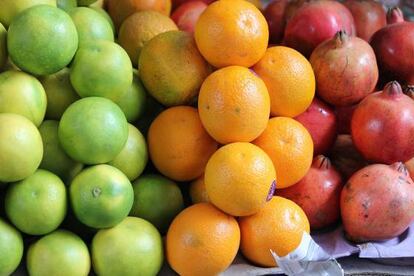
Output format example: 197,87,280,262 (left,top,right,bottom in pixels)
0,0,316,275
